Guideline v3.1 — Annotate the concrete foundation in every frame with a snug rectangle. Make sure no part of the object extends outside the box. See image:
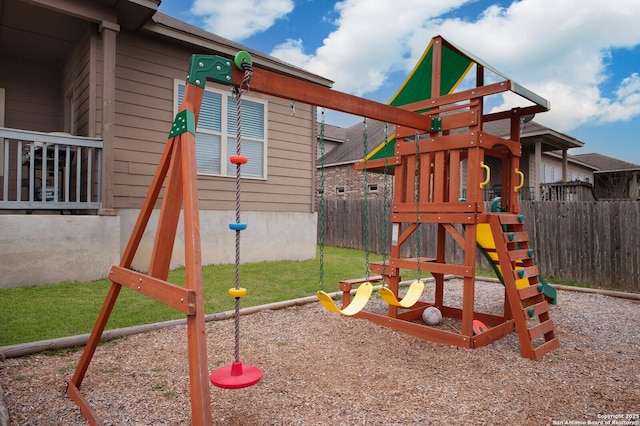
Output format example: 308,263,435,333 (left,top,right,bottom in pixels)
0,210,317,288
